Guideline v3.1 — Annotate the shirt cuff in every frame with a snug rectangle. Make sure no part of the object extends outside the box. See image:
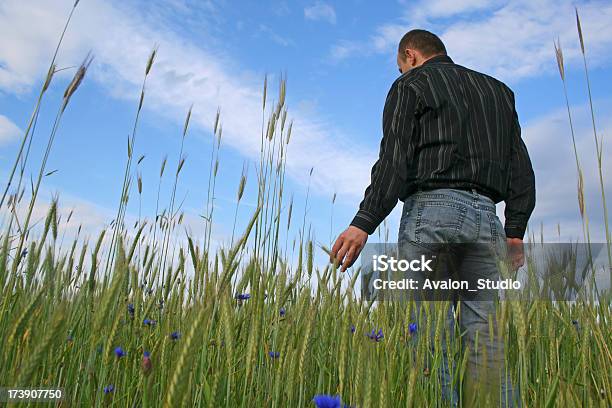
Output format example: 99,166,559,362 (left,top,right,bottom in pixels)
504,223,527,240
350,209,383,235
